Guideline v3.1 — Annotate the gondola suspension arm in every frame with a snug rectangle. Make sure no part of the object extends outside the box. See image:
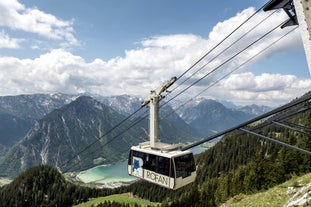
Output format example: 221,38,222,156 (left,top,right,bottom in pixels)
141,77,177,148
